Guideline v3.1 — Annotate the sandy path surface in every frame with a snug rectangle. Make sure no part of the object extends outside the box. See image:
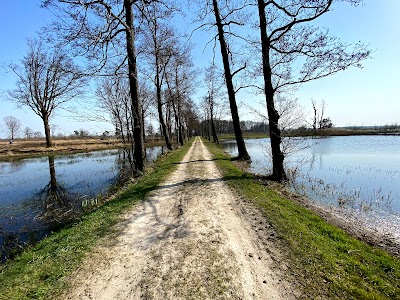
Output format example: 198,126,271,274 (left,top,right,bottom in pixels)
63,137,295,299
